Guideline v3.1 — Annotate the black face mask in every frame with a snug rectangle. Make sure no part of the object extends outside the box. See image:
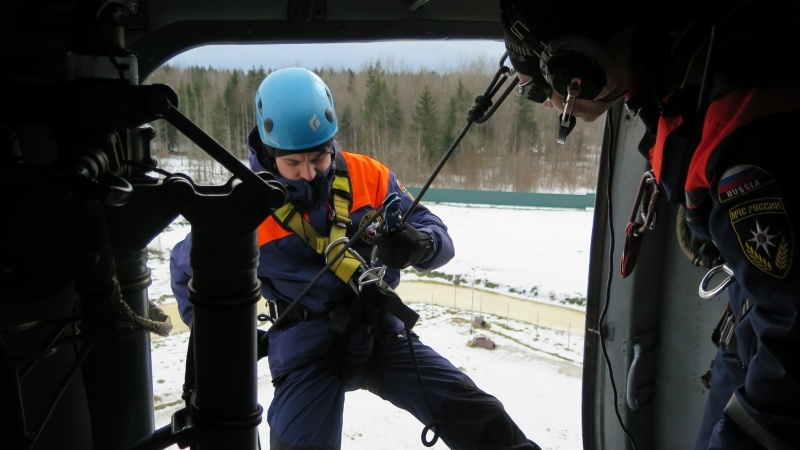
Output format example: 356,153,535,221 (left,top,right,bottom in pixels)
279,164,334,206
